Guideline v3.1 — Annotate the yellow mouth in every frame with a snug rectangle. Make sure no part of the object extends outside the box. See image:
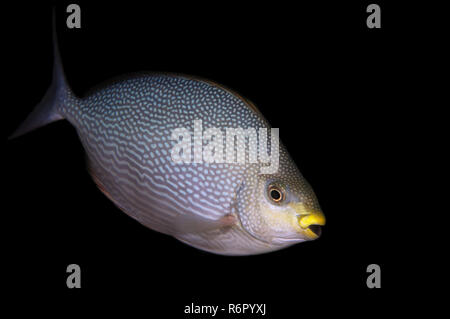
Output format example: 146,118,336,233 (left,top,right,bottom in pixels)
298,213,326,239
289,203,326,239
